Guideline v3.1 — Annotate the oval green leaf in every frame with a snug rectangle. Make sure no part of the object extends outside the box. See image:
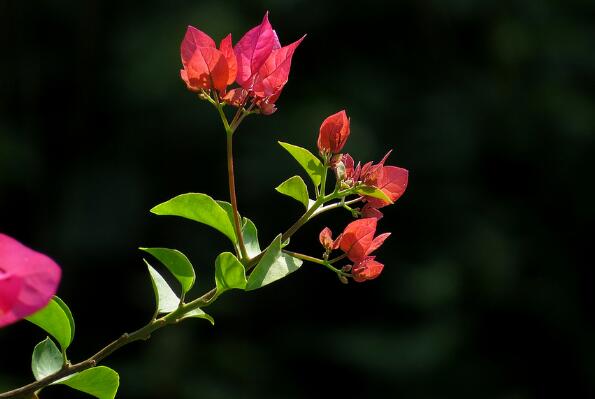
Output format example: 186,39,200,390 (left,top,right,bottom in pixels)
145,260,180,314
140,247,195,295
275,176,310,208
215,252,247,296
26,296,75,352
278,142,324,187
216,200,235,225
217,200,242,255
179,308,215,325
246,234,303,291
242,217,261,258
355,185,393,203
32,337,63,381
56,366,119,399
151,193,237,243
